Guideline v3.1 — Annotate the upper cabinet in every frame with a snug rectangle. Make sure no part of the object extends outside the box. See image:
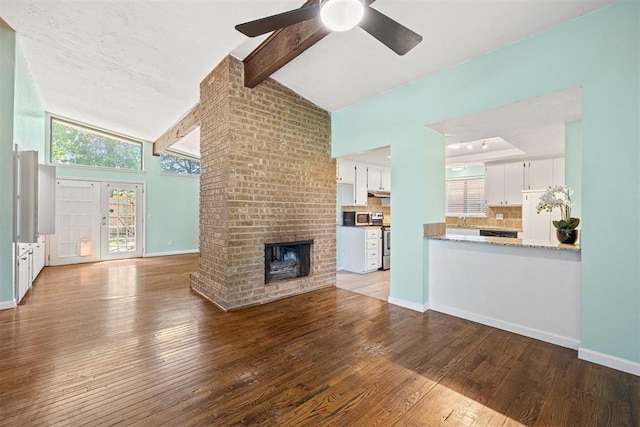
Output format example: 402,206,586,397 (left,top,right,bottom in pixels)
524,157,564,190
485,161,524,206
552,157,565,187
338,160,368,206
337,160,356,184
366,165,391,191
